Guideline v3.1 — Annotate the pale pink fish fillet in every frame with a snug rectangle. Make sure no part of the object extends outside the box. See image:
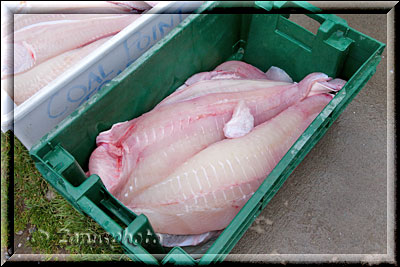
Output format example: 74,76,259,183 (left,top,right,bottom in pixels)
183,70,245,87
178,60,273,92
13,36,112,105
88,73,331,199
128,94,333,235
214,60,269,79
11,1,145,14
164,61,293,107
5,14,140,76
10,14,128,34
163,73,344,109
156,79,292,108
108,1,152,12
